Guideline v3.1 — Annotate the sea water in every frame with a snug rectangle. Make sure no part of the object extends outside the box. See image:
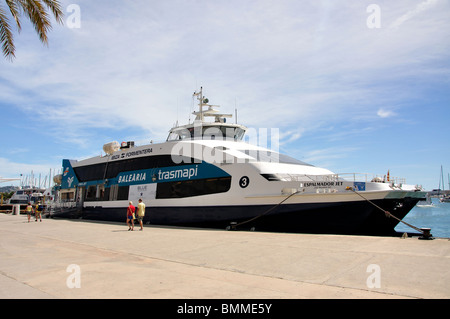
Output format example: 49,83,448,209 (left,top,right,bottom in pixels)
395,198,450,238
